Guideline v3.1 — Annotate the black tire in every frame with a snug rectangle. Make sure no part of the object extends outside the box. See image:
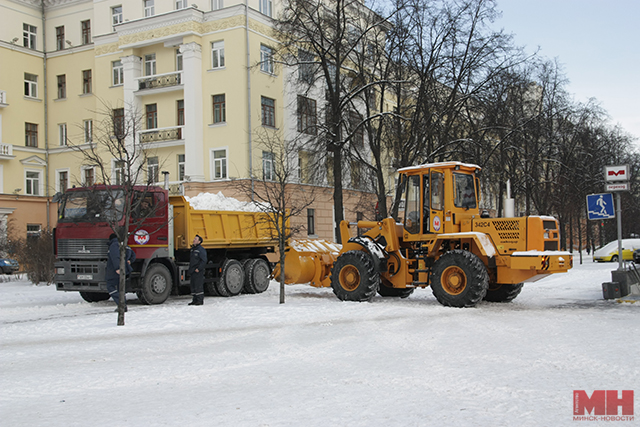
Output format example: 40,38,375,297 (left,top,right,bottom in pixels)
243,258,271,294
430,250,489,307
378,281,414,298
137,264,172,305
330,250,380,302
611,255,619,263
483,282,524,302
80,291,110,303
216,259,245,297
